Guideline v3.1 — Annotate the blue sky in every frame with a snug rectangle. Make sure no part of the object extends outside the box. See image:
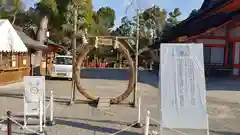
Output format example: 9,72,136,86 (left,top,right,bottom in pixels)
23,0,204,27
